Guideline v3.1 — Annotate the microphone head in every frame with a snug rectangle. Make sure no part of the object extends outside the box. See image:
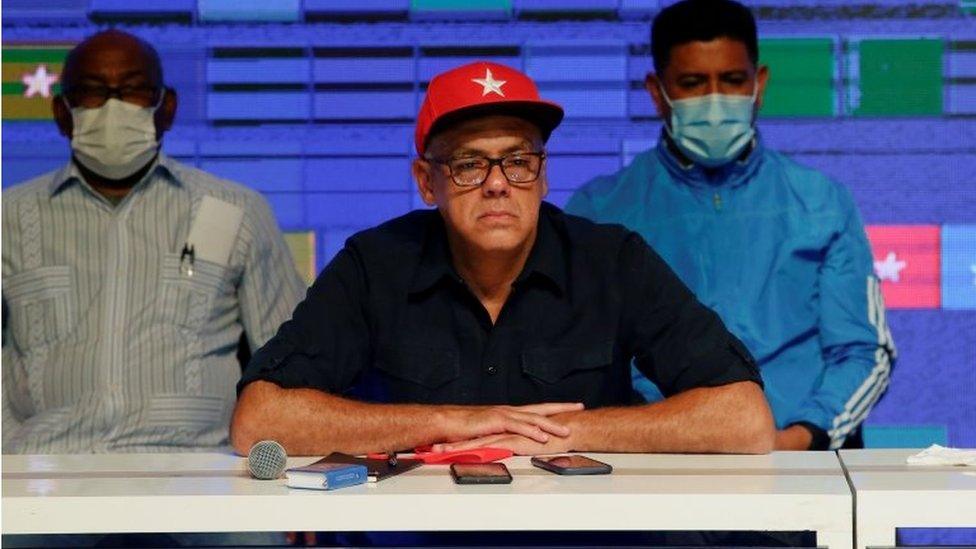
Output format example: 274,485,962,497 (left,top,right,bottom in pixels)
247,440,287,480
